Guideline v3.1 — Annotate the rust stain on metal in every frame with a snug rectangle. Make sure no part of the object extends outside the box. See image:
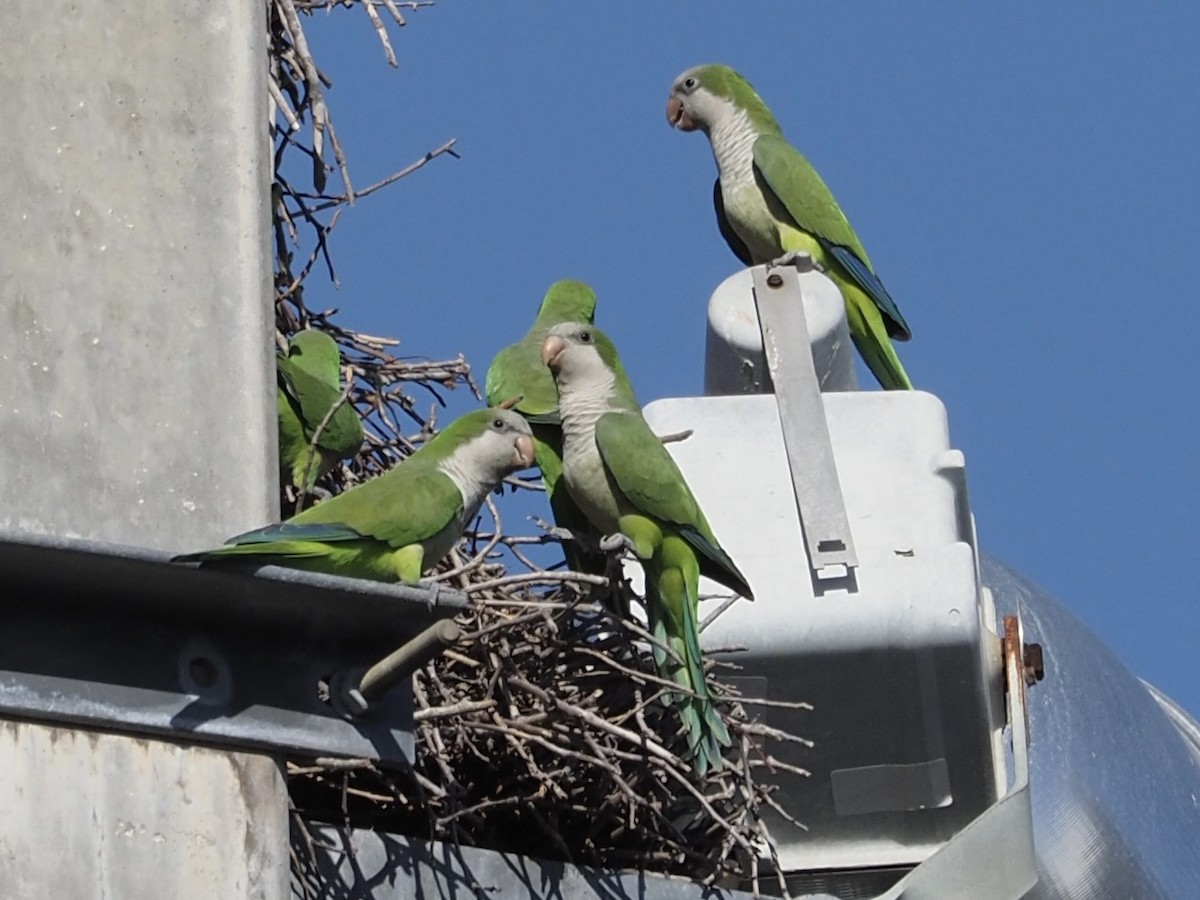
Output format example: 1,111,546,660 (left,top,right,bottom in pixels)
1003,614,1045,747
